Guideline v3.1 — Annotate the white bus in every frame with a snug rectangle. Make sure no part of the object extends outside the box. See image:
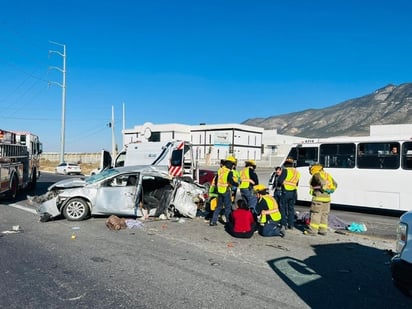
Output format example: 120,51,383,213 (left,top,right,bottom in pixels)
281,135,412,212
